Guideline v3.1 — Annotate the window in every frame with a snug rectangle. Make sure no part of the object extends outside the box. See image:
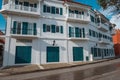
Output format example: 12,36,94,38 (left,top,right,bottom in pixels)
56,8,59,14
43,24,63,34
47,6,51,13
12,21,36,35
56,26,59,33
90,15,95,22
46,25,51,32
